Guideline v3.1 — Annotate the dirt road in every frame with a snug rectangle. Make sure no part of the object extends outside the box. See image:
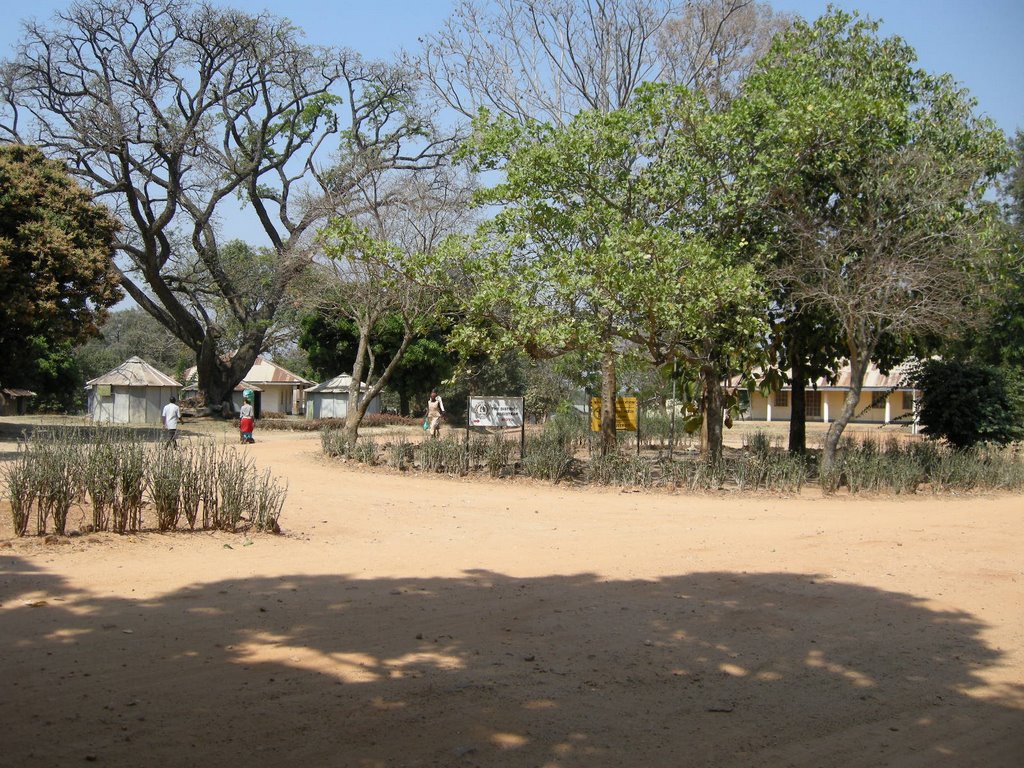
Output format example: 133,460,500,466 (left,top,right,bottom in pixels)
1,423,1022,767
